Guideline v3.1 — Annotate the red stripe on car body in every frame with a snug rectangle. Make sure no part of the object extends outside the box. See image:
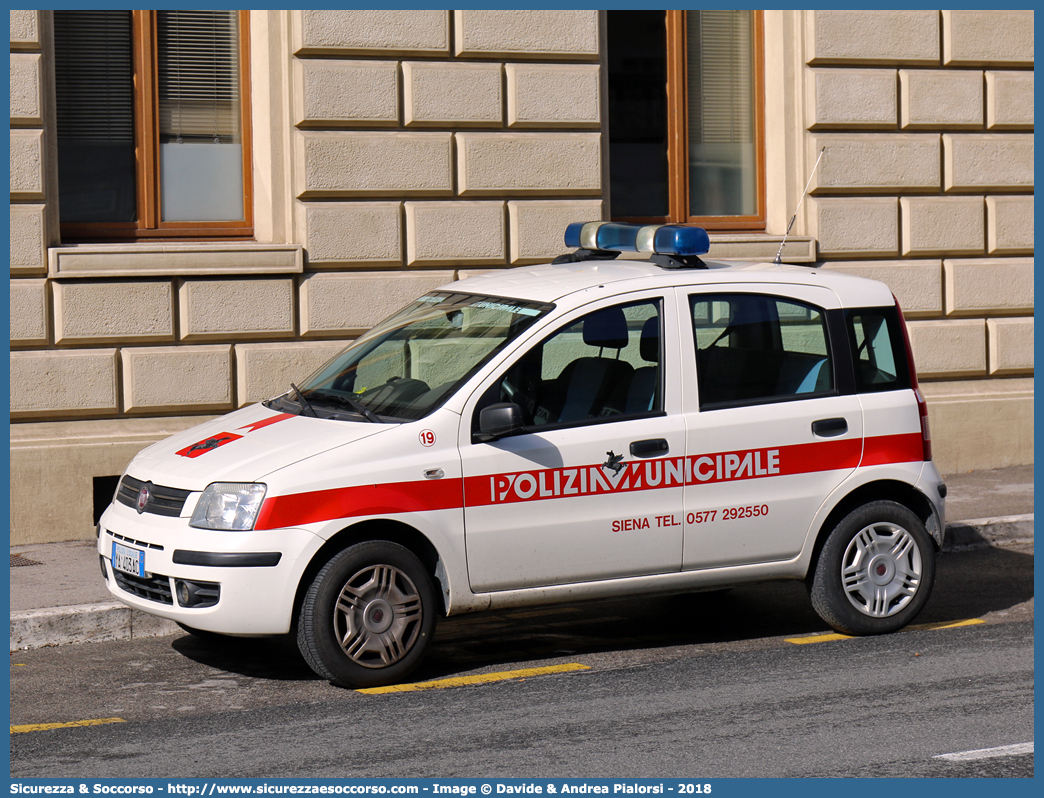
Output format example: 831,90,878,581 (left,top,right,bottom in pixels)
859,432,924,466
255,479,464,531
253,432,923,530
238,413,294,433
